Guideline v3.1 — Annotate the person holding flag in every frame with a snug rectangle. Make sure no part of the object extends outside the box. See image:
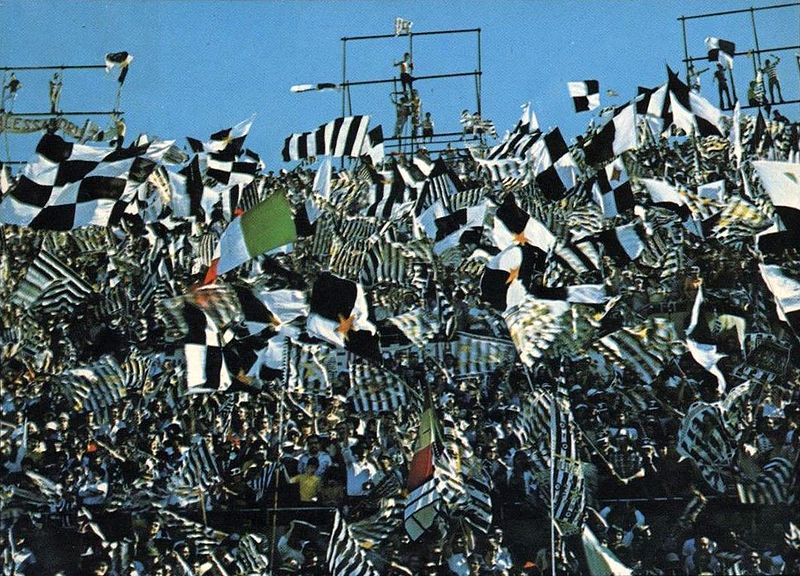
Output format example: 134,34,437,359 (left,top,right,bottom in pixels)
761,55,785,104
713,63,733,110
